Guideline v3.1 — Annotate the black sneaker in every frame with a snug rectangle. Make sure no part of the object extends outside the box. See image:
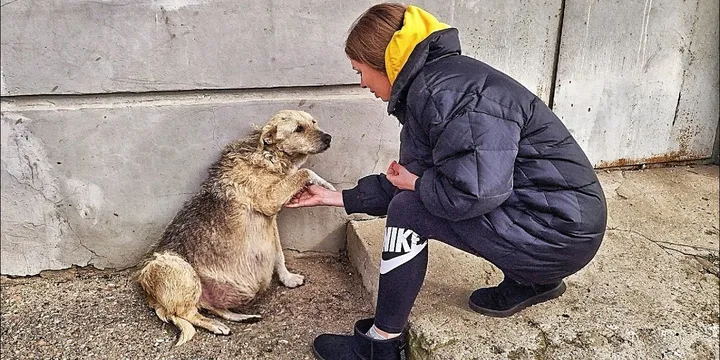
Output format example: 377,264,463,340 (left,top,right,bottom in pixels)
469,278,566,317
